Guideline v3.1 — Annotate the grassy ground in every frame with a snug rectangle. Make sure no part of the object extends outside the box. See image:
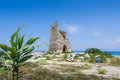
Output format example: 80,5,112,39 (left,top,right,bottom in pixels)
0,61,119,80
0,52,120,80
